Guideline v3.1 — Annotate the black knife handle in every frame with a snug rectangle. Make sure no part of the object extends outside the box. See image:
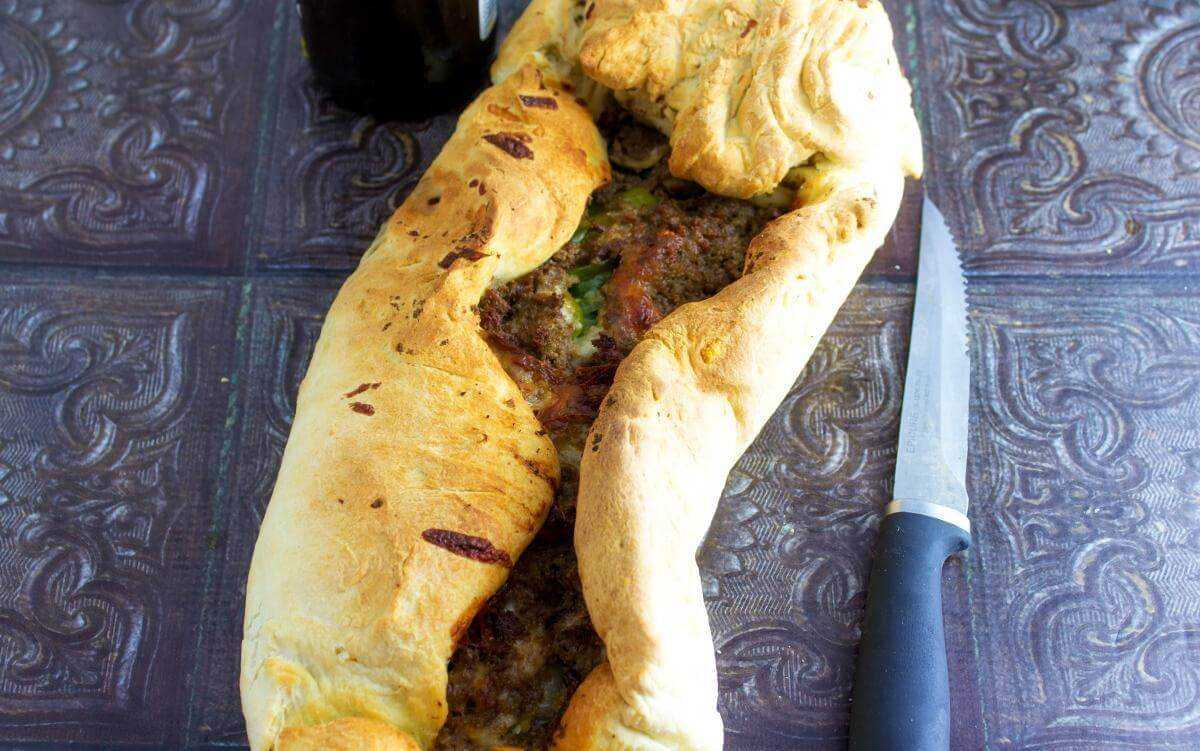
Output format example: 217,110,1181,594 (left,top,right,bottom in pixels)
848,511,970,751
